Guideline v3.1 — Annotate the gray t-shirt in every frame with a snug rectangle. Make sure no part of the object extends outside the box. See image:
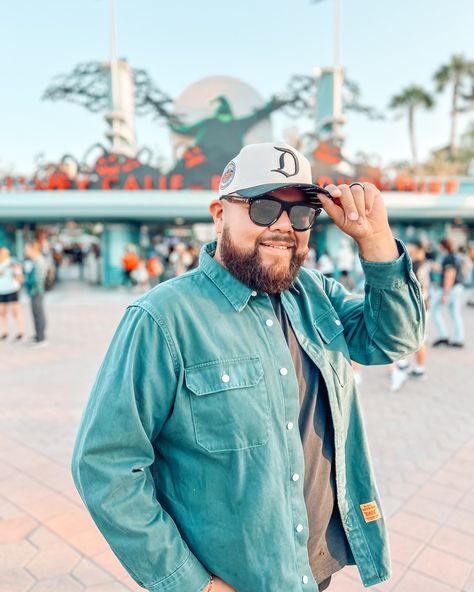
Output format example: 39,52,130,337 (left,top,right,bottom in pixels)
269,294,354,588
